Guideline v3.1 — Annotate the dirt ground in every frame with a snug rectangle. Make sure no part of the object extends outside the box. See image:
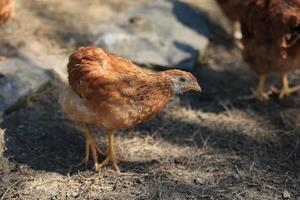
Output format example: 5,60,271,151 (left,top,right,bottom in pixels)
1,0,300,199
